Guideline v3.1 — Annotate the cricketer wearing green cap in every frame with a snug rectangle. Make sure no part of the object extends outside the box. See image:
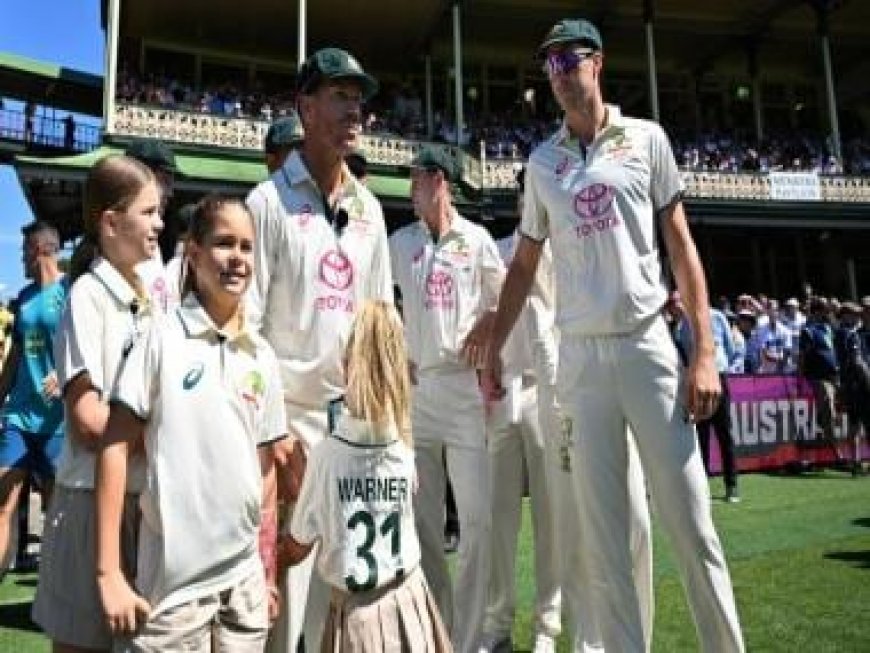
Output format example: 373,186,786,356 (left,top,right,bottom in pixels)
246,46,393,653
410,145,461,184
389,143,505,653
264,112,305,174
476,15,746,653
